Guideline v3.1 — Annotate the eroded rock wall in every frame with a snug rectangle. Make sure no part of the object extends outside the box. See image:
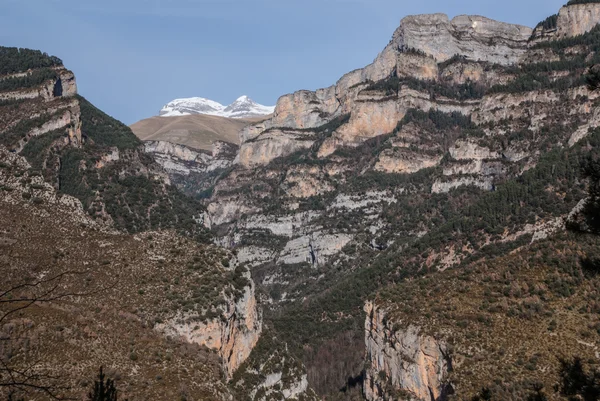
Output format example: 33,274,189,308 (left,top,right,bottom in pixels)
157,273,262,377
364,302,450,401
